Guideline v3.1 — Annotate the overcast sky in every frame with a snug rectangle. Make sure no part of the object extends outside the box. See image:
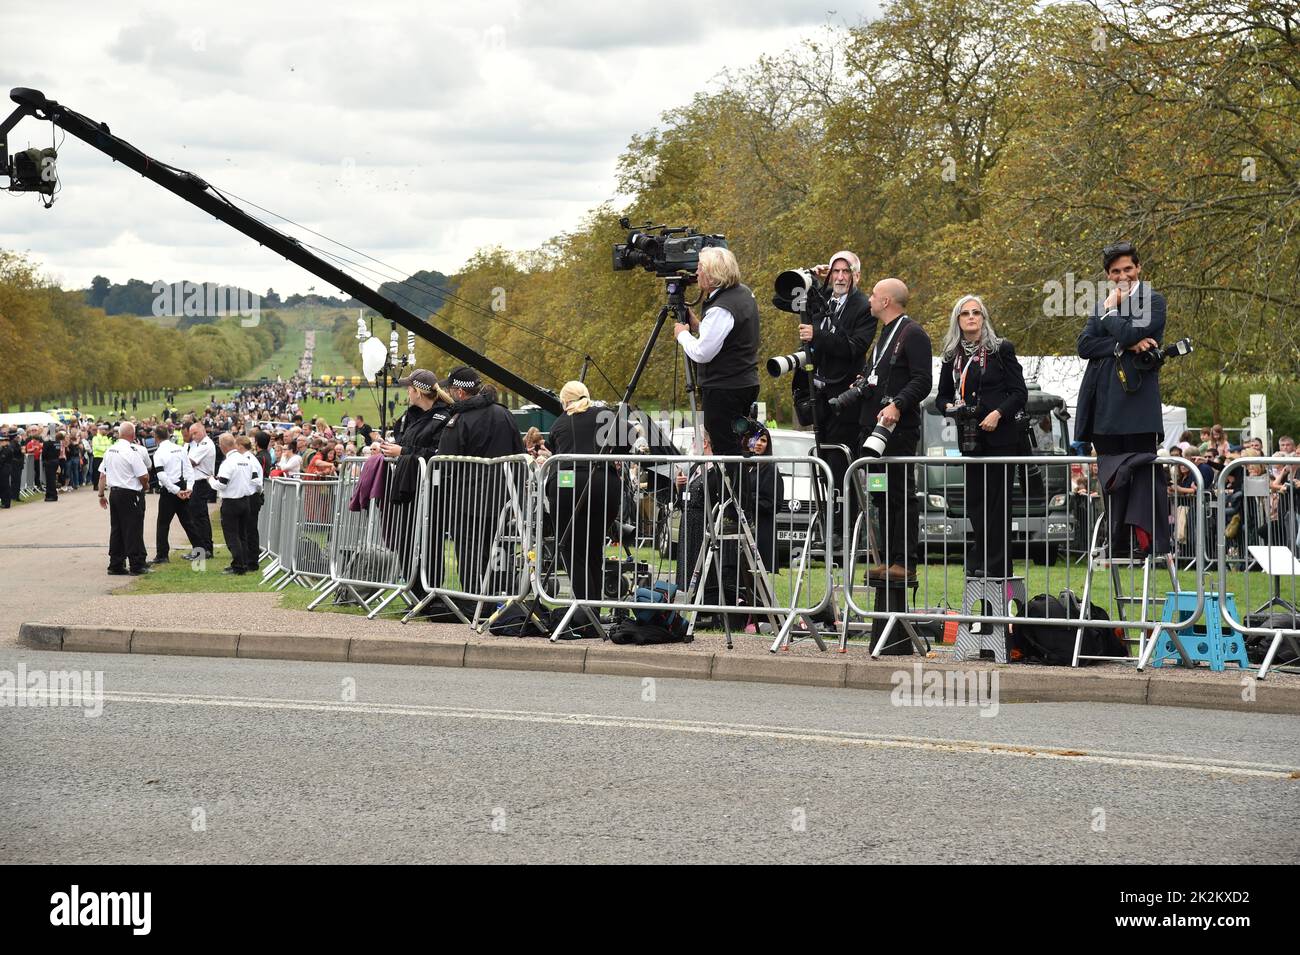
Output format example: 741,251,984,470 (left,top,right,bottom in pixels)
2,1,872,295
